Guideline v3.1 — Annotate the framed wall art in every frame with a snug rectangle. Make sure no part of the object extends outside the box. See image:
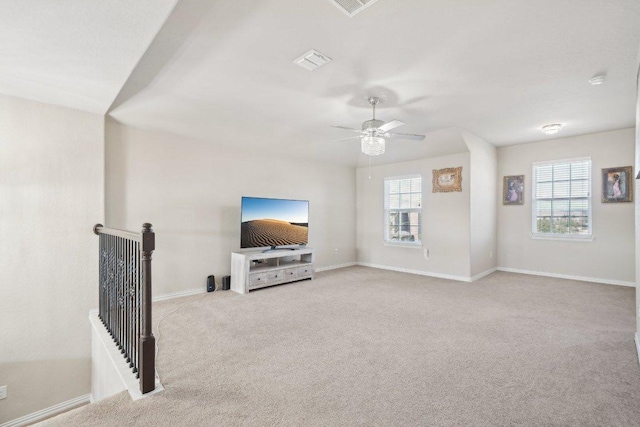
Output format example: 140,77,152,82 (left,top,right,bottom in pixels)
601,166,633,203
432,167,462,193
503,175,524,205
